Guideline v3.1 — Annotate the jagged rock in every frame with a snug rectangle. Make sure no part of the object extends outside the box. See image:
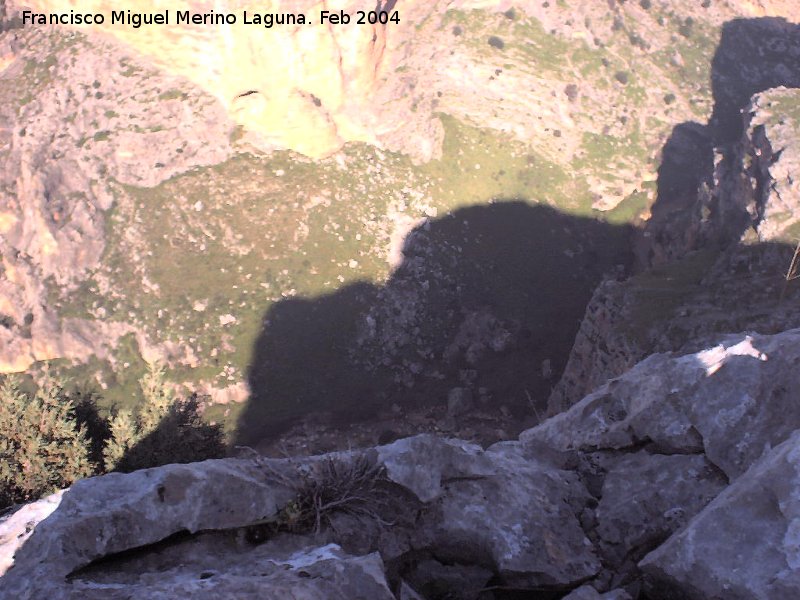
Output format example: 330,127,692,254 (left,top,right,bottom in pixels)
377,435,497,503
594,452,727,569
528,330,800,480
403,558,493,600
640,429,800,599
0,490,64,576
379,435,601,588
0,459,295,598
398,437,601,588
748,87,800,240
1,434,601,597
67,542,395,600
548,279,641,415
399,581,426,600
552,241,800,414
